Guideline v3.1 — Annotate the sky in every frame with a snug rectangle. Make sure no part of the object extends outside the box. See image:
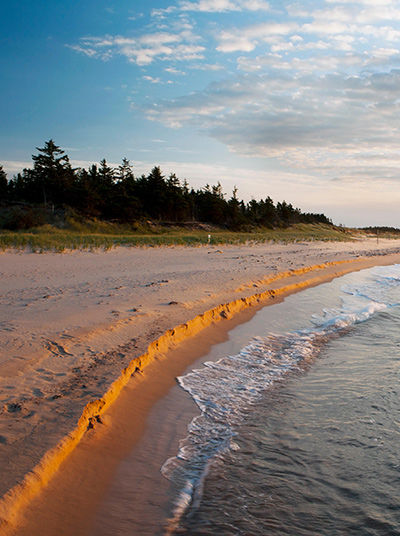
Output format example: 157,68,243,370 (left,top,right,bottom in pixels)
2,0,400,226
